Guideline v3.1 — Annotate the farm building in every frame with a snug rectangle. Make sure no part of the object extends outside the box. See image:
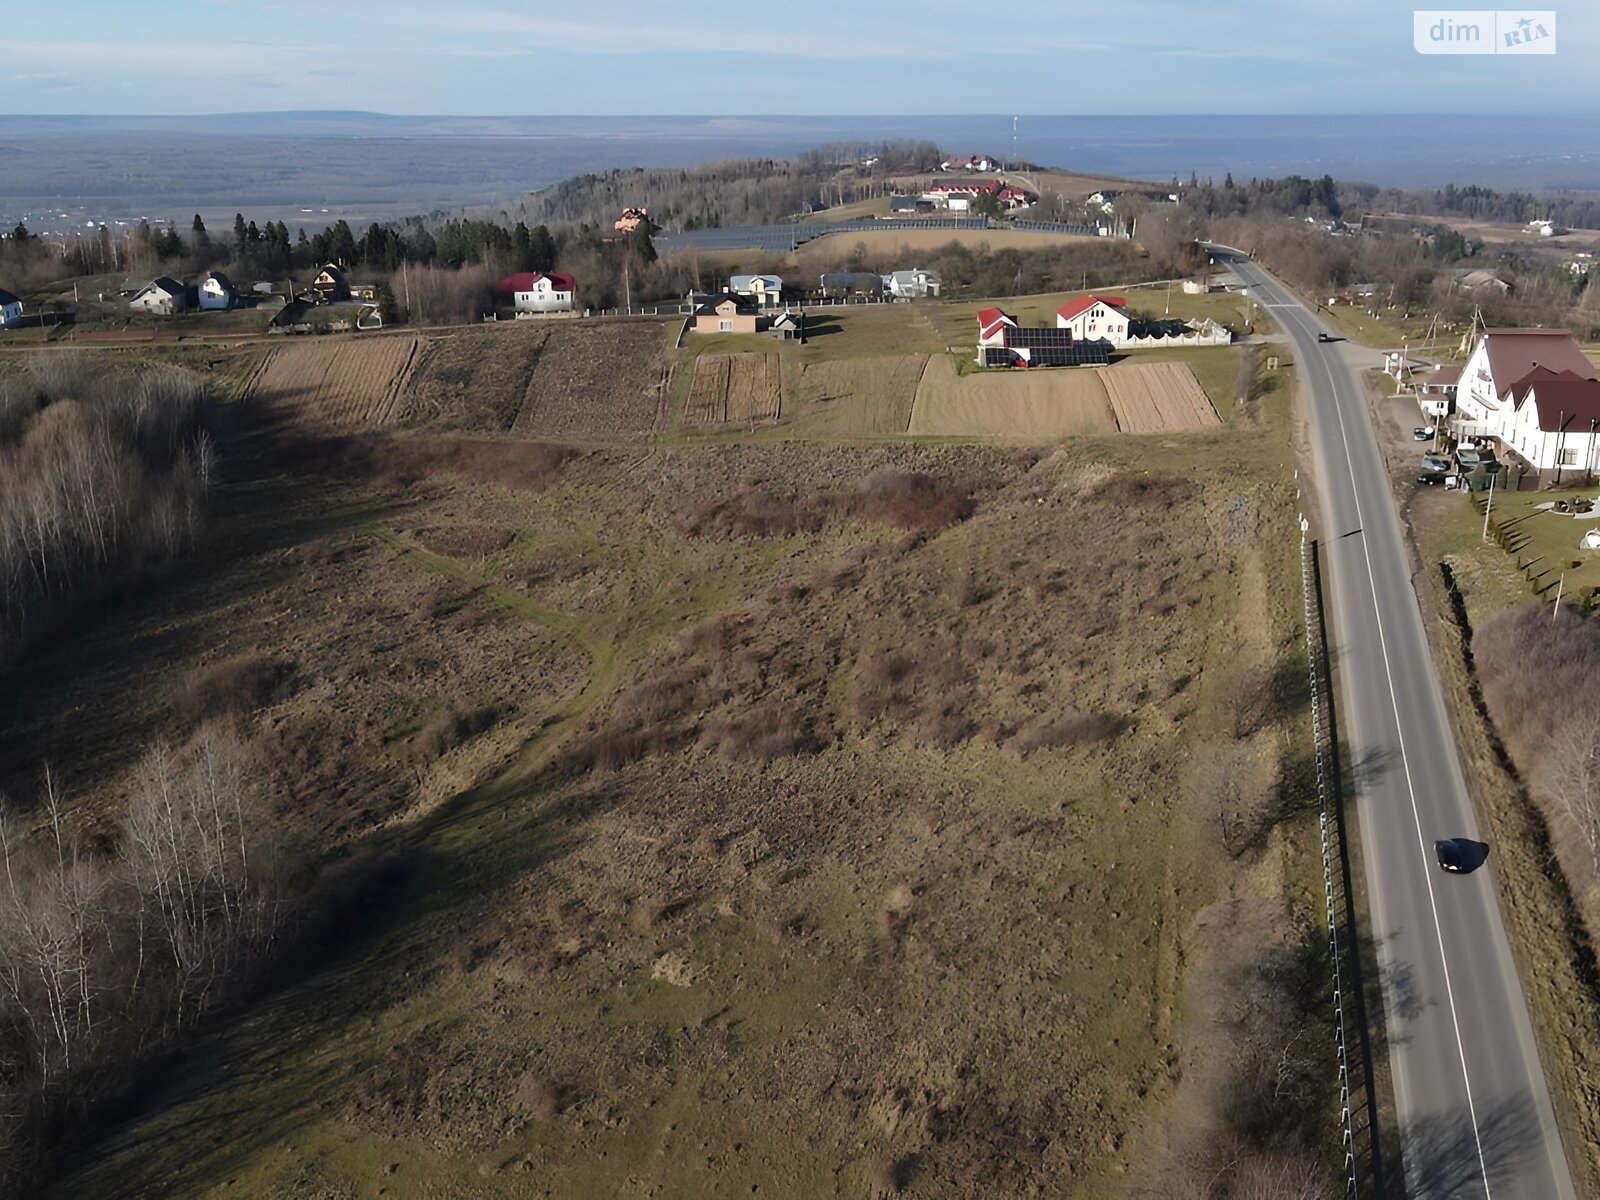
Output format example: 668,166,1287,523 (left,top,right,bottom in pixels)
769,311,806,342
0,288,21,328
692,293,760,335
309,263,351,302
1056,296,1131,346
128,277,188,316
495,271,575,314
728,274,785,308
269,299,318,334
883,268,940,299
198,270,236,311
889,196,936,216
976,307,1111,368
